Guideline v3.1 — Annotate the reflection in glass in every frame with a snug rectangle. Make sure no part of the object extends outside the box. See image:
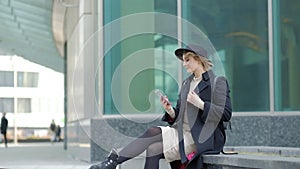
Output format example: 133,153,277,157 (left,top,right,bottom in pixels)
103,0,177,114
275,0,300,111
182,0,269,111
